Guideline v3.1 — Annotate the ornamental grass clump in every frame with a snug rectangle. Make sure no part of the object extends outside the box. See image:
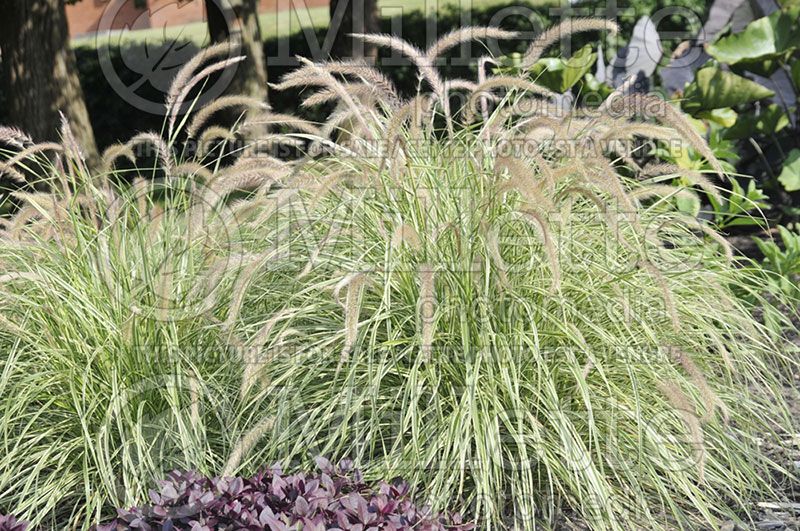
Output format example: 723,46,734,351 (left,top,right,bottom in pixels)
0,22,796,530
